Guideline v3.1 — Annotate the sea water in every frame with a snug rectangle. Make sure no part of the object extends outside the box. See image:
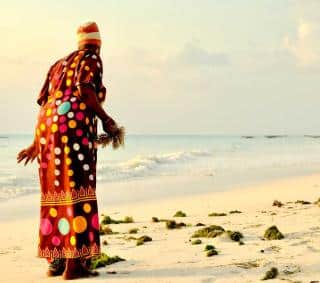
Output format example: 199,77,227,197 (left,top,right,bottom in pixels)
0,134,320,202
